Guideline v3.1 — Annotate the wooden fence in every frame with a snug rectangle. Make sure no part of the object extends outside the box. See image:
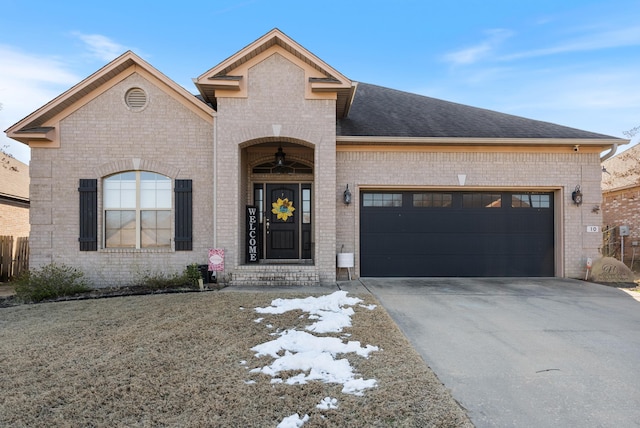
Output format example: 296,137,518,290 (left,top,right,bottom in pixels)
0,236,29,281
